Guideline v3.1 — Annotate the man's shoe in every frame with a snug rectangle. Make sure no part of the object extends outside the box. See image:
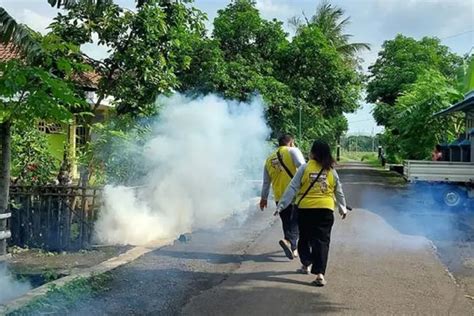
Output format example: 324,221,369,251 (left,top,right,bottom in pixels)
296,265,310,274
292,249,299,258
279,239,294,259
